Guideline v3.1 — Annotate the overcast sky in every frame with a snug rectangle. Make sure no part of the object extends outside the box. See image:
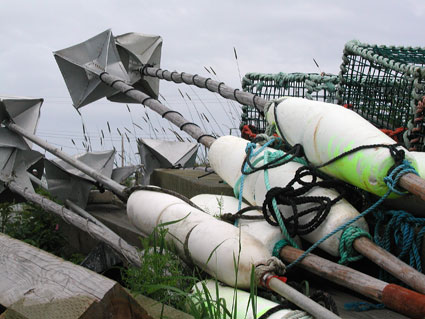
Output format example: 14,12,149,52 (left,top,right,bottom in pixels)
1,0,425,165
